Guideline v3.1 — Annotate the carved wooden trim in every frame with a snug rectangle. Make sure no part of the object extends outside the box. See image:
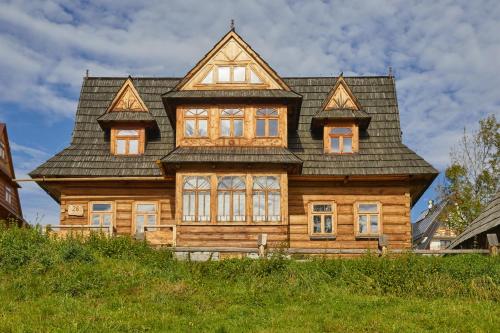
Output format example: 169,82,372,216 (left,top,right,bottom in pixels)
107,78,148,112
